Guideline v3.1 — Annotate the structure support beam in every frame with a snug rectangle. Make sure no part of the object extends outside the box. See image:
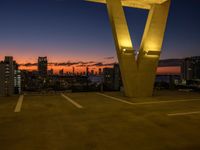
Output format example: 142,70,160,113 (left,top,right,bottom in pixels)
102,0,171,97
106,0,138,97
137,0,171,97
